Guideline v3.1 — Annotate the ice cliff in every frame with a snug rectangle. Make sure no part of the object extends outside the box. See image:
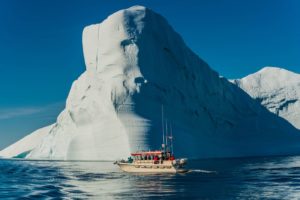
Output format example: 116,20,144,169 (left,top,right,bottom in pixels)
1,6,300,160
233,67,300,129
